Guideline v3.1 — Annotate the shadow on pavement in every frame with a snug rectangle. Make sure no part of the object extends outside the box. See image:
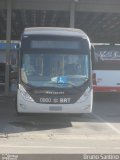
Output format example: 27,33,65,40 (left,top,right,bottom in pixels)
0,93,120,135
